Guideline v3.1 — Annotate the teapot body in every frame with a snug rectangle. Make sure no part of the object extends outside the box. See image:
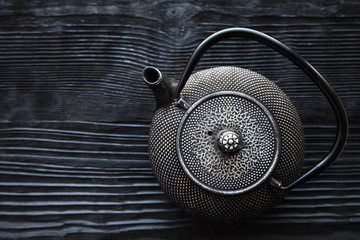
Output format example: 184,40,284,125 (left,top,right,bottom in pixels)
148,66,304,222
